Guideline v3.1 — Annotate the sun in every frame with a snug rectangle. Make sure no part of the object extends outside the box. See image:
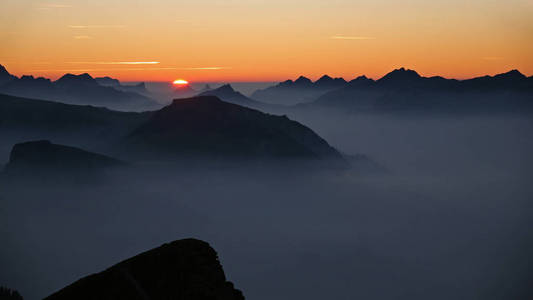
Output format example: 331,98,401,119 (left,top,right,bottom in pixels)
173,79,189,86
